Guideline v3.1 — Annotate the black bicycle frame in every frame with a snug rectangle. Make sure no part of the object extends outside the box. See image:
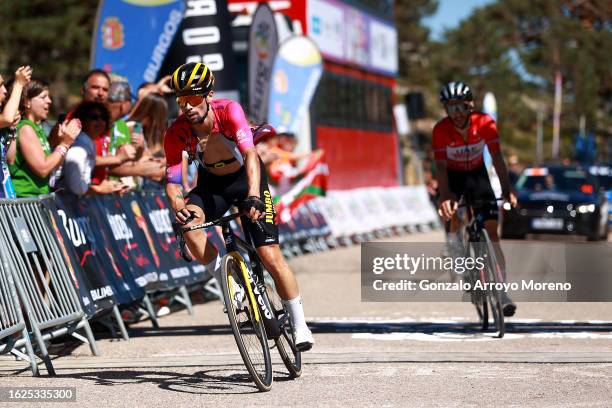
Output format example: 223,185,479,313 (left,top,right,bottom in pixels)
221,219,281,340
